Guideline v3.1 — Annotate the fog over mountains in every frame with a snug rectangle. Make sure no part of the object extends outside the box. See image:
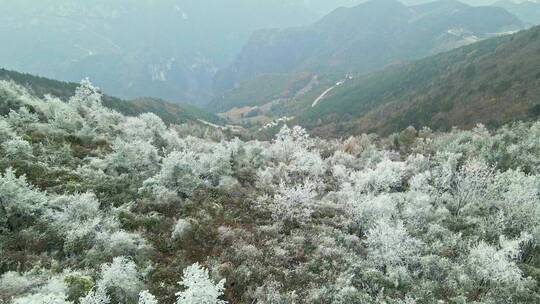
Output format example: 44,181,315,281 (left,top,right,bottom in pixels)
0,0,367,104
0,0,538,106
214,0,523,95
